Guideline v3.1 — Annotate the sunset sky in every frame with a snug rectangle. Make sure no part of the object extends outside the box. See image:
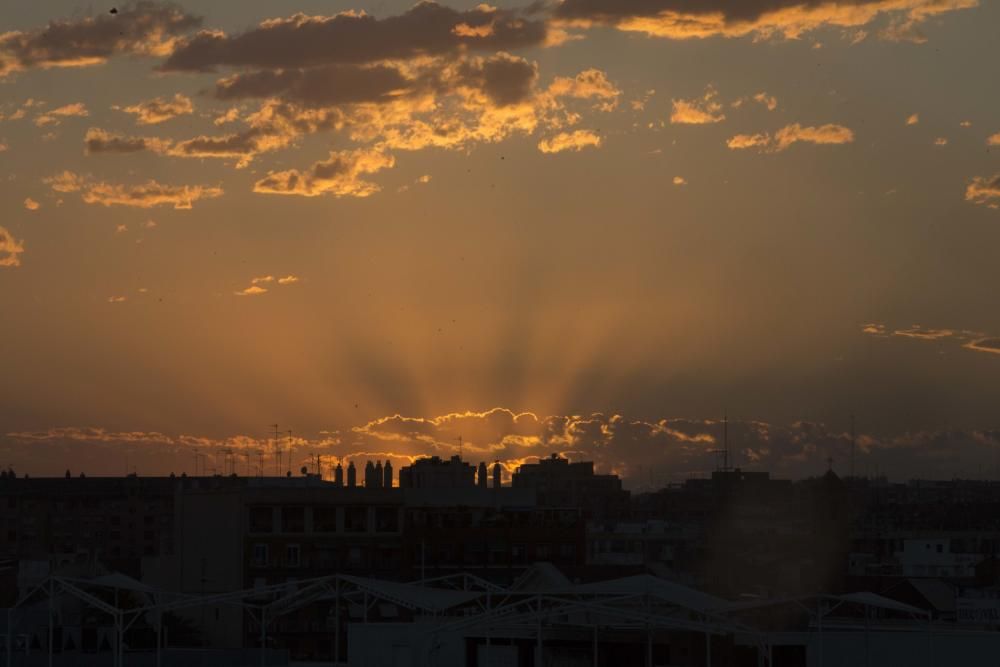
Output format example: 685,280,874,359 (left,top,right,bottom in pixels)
2,0,999,484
